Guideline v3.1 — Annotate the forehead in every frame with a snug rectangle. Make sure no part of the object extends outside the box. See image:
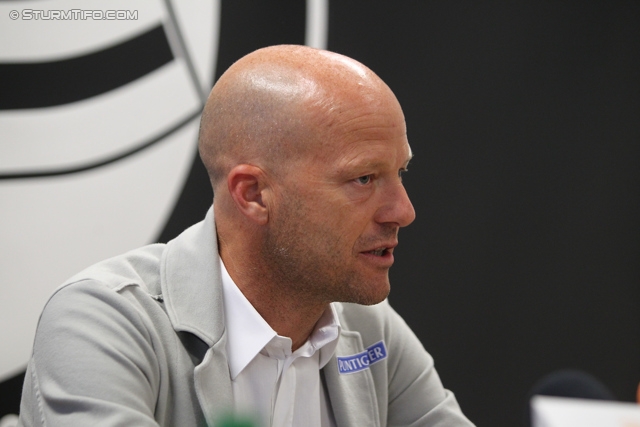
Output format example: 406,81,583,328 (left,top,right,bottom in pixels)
333,135,413,175
314,92,410,167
